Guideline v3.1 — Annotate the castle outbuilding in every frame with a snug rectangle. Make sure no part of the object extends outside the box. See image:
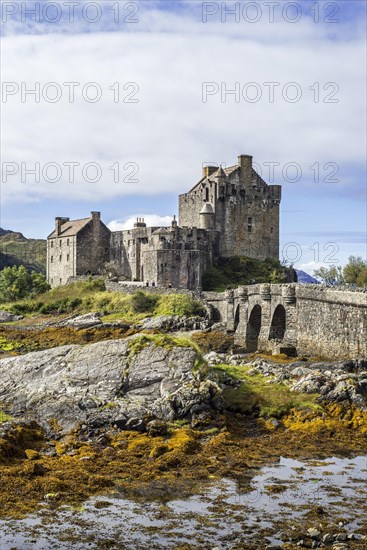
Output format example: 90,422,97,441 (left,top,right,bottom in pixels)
47,154,281,289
